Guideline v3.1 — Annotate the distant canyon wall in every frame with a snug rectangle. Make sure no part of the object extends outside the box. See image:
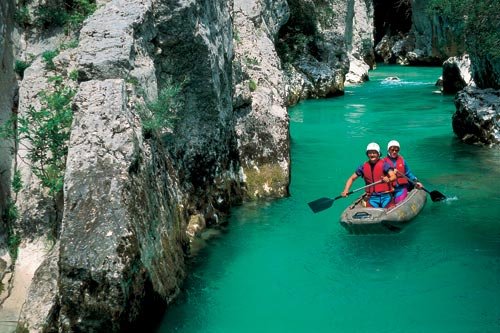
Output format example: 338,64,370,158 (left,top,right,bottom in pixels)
279,0,375,104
